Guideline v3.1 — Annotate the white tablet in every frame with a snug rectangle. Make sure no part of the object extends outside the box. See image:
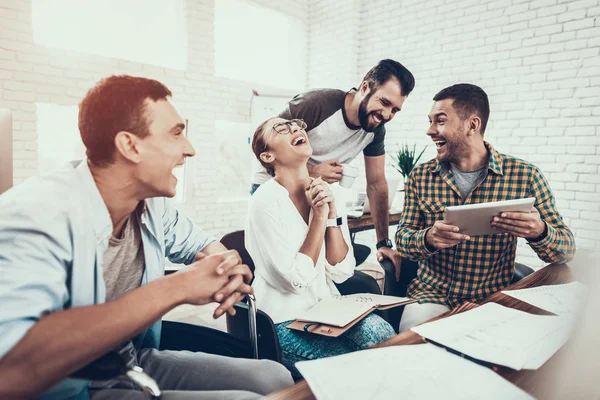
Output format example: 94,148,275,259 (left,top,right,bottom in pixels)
443,197,536,236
